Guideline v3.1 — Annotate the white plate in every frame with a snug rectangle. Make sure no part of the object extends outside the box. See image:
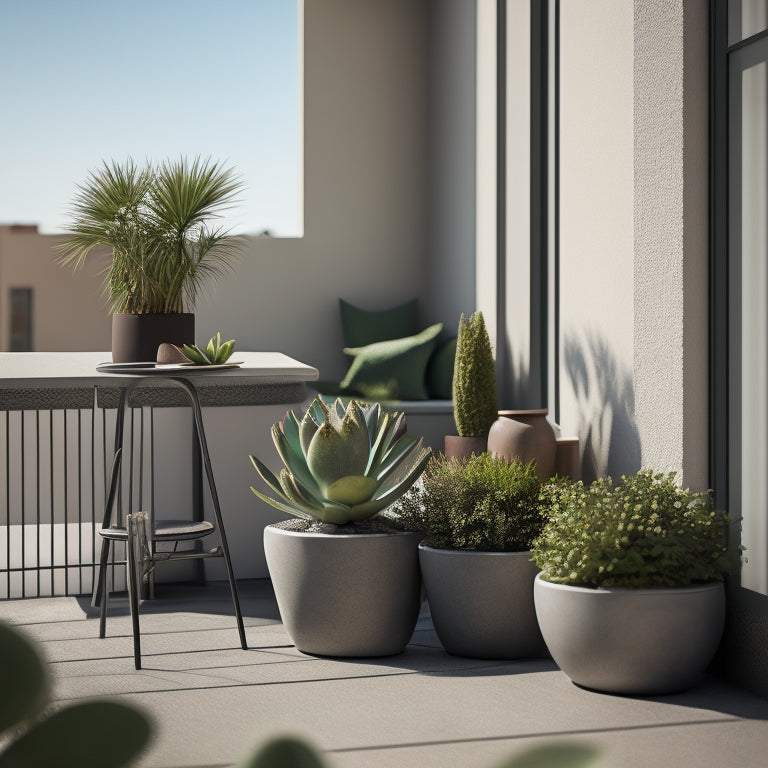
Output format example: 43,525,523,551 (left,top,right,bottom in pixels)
96,361,243,374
